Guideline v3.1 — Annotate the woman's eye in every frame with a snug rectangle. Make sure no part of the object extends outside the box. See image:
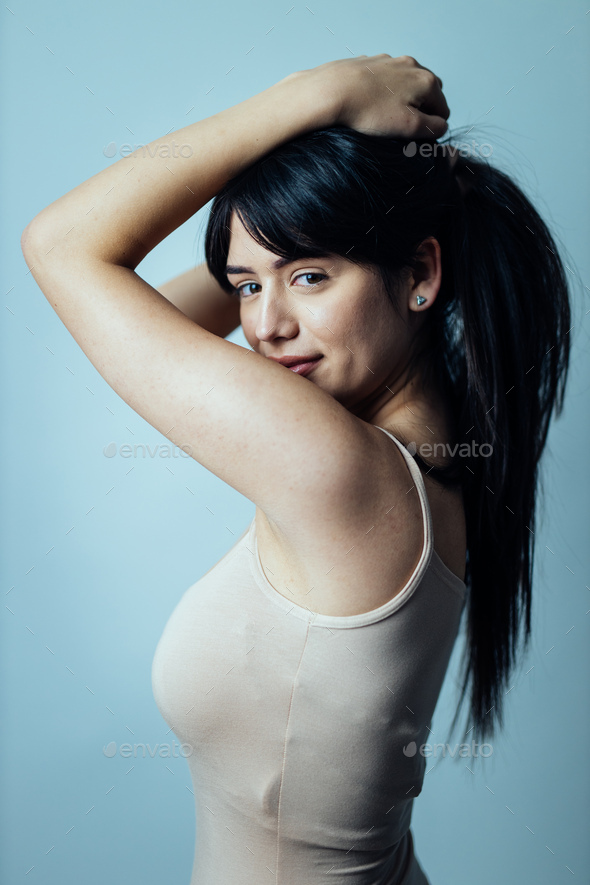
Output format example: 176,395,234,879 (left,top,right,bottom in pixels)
294,272,326,287
235,282,259,298
234,272,326,298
